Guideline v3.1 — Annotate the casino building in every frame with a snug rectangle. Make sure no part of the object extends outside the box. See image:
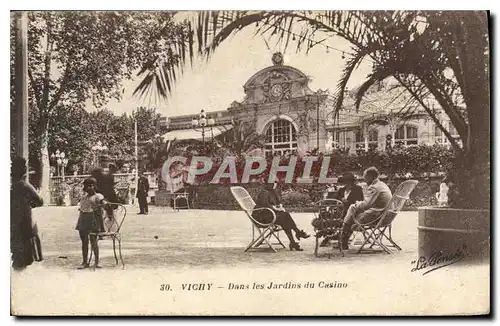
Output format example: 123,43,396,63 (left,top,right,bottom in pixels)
161,52,460,155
